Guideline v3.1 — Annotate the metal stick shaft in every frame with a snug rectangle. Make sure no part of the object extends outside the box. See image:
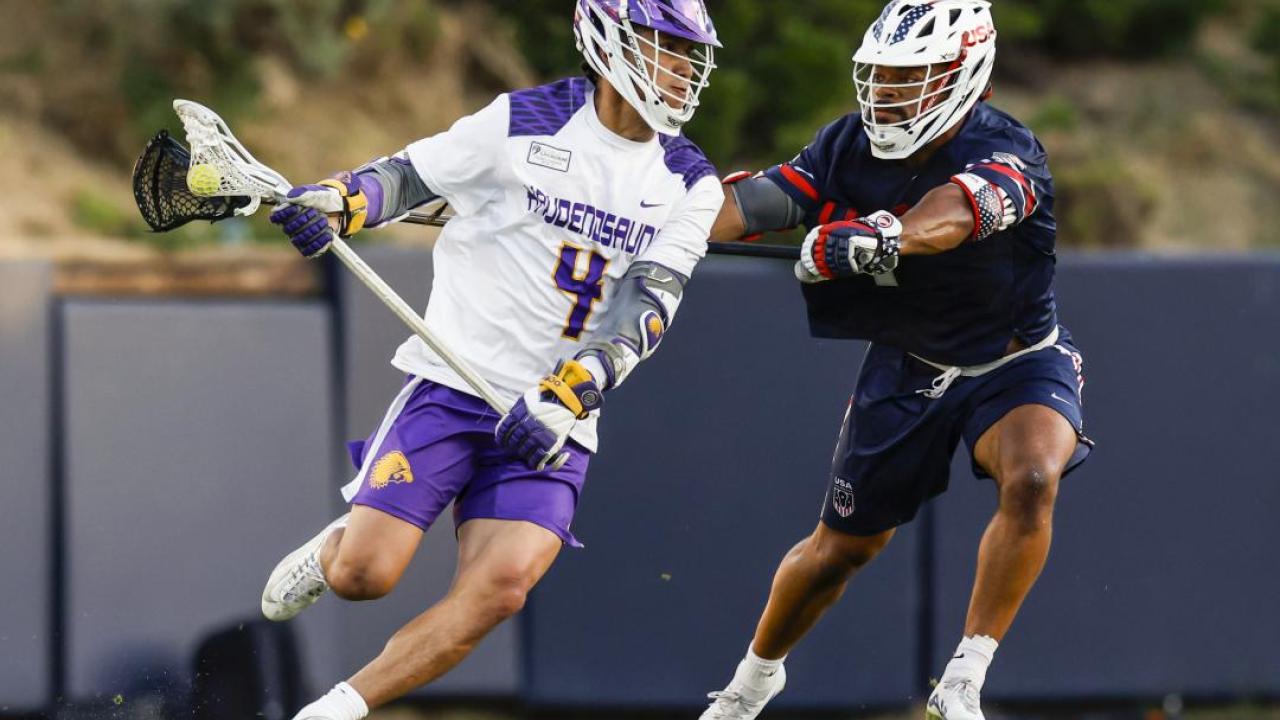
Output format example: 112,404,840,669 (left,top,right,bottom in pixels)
328,237,574,471
327,238,511,415
705,242,801,260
